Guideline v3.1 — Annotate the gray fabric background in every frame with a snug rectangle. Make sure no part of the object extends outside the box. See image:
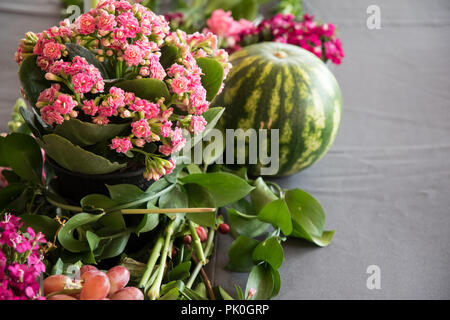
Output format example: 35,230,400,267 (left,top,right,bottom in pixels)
0,0,449,299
